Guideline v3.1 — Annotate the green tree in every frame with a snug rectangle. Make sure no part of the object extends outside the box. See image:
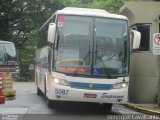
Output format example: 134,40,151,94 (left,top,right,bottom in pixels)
65,0,132,13
91,0,130,13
